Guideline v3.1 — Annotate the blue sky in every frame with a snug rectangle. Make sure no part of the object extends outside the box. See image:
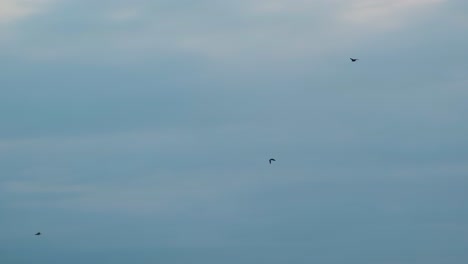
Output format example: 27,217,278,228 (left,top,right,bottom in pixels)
1,0,468,263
